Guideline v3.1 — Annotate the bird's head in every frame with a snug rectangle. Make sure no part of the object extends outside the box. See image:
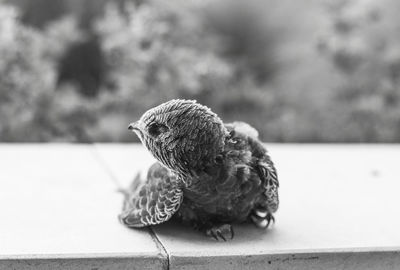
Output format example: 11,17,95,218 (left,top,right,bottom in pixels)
129,99,228,177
